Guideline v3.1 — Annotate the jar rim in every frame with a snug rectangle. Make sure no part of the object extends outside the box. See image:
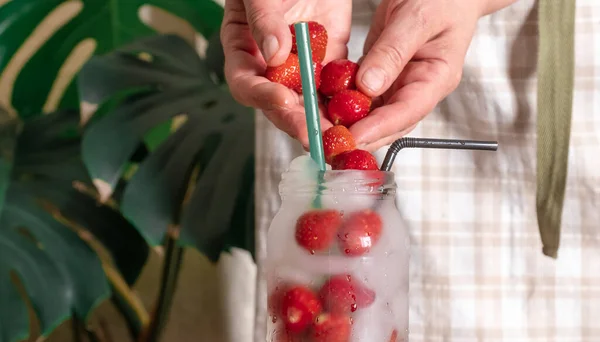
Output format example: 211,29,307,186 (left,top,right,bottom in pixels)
279,169,397,195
